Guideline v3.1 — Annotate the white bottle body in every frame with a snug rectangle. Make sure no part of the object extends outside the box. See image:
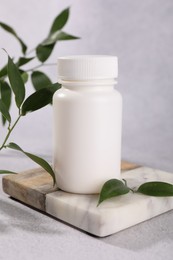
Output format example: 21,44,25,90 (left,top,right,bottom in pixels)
53,83,122,194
